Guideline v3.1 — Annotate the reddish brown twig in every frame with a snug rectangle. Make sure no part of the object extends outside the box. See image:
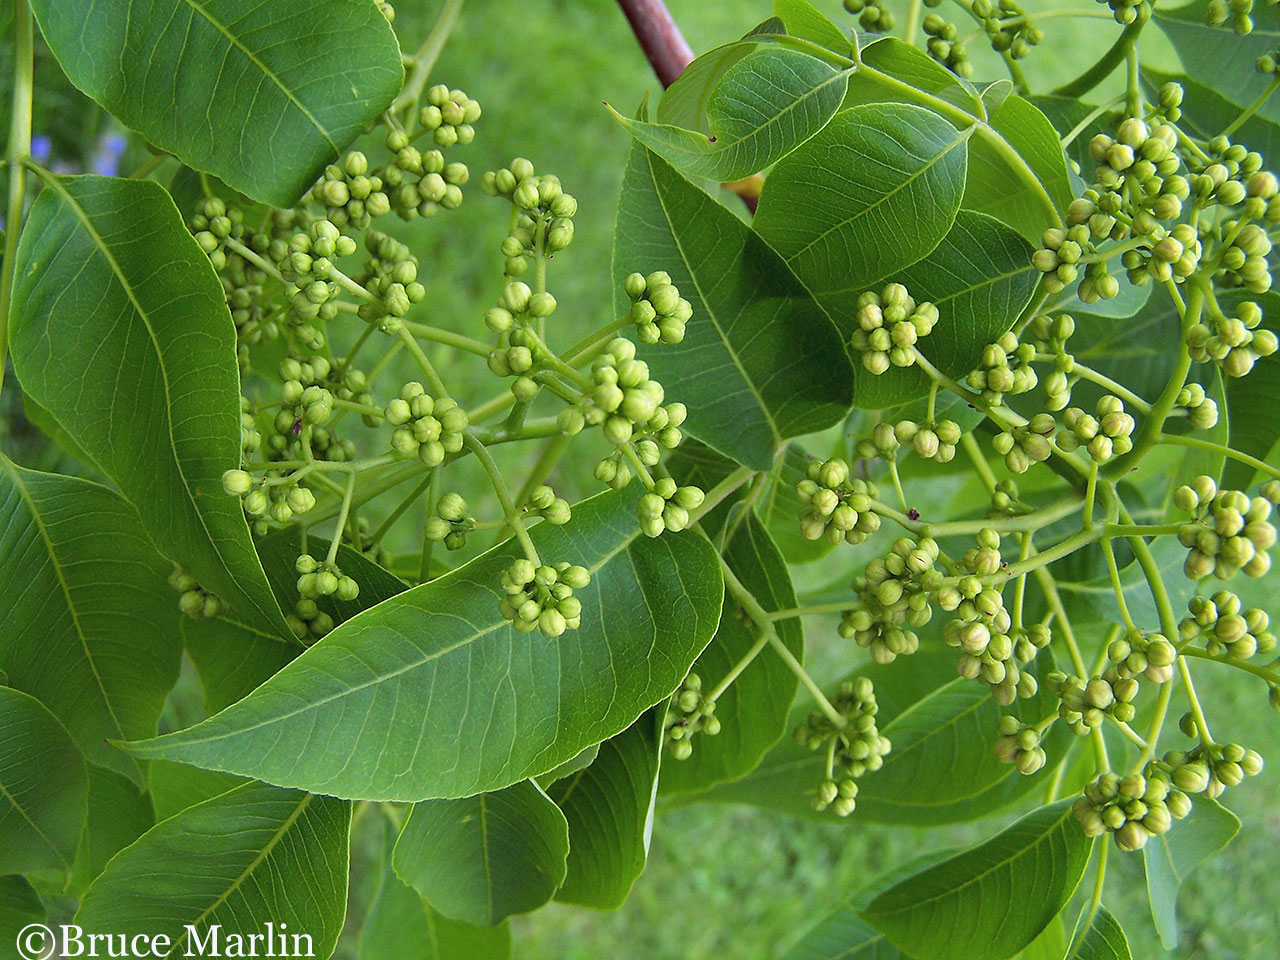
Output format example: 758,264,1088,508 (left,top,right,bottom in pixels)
614,0,694,88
